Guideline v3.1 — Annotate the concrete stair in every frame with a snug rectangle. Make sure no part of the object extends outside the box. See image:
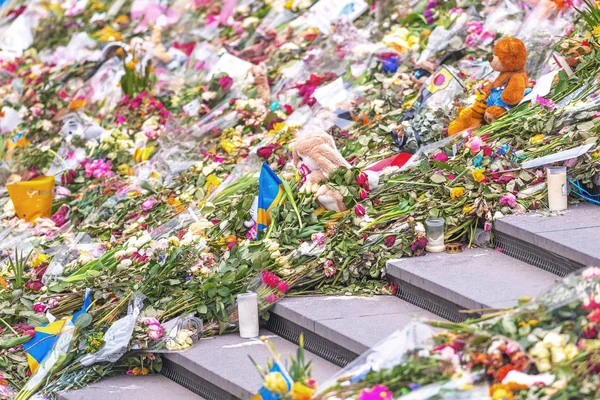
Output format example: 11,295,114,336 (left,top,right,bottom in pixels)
58,203,600,400
58,375,202,400
493,202,600,276
385,248,558,322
